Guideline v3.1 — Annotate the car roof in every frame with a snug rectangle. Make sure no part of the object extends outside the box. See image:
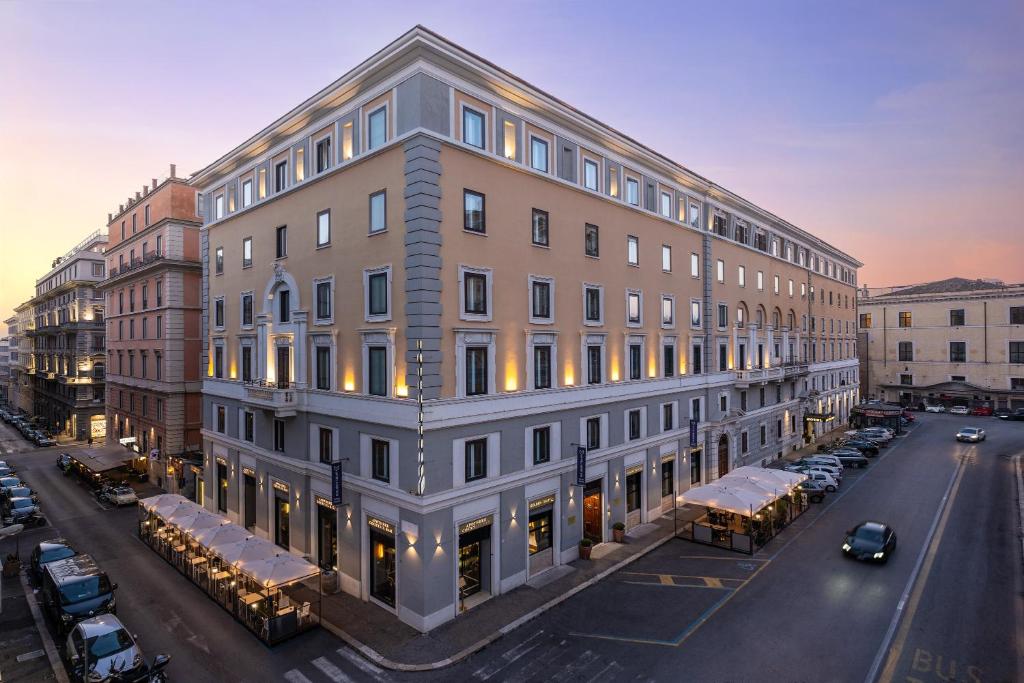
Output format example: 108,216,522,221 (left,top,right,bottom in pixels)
75,613,127,638
858,521,887,532
45,554,104,585
37,538,73,553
